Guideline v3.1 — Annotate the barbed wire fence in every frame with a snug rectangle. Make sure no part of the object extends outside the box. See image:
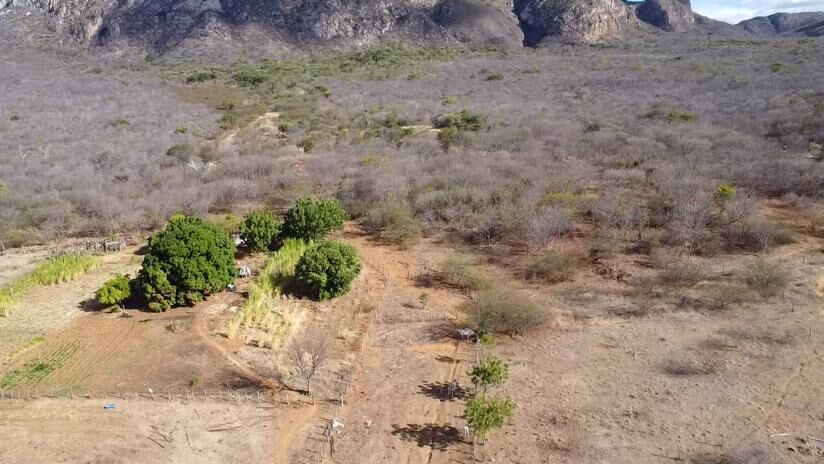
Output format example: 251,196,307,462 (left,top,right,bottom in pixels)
297,269,393,463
